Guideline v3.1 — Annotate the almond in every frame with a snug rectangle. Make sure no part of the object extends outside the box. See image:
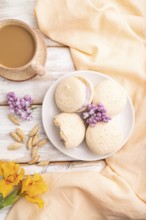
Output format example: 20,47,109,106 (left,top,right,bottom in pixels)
7,143,23,150
29,125,39,137
16,128,26,142
31,145,39,158
28,155,40,165
27,136,33,149
37,138,48,147
8,115,20,126
10,132,22,143
32,134,39,146
37,160,50,166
